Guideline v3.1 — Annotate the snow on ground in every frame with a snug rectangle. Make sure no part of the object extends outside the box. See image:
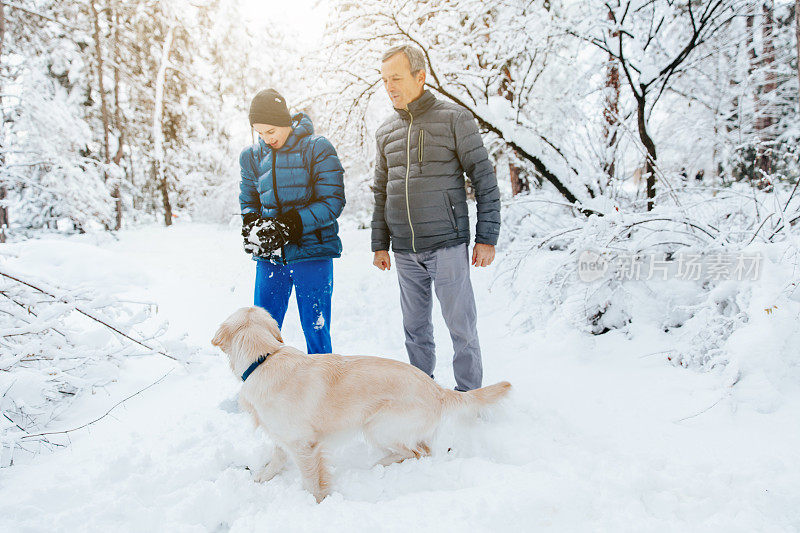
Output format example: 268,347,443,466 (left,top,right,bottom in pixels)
1,223,799,532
